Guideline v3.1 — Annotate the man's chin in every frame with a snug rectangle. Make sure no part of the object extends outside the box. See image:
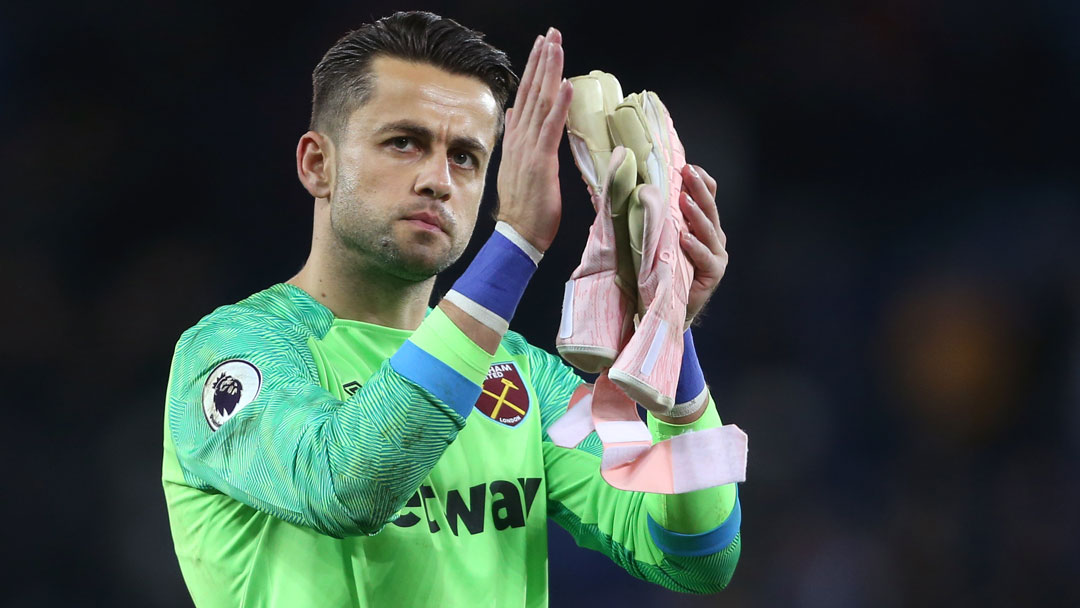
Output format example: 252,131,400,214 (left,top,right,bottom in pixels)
382,248,460,282
383,260,441,282
345,223,468,282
